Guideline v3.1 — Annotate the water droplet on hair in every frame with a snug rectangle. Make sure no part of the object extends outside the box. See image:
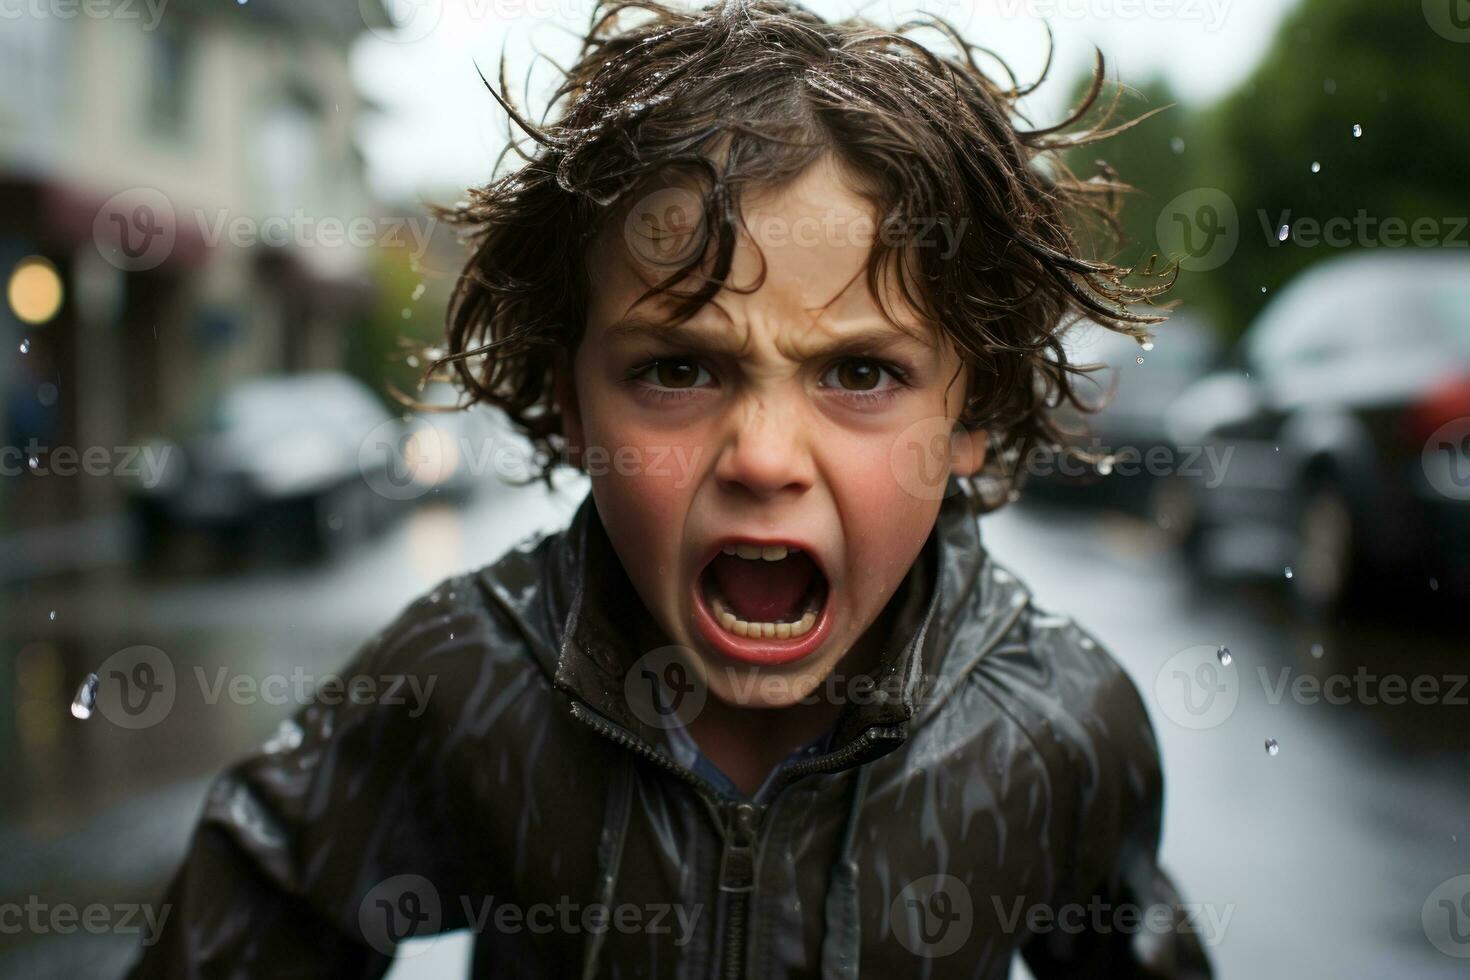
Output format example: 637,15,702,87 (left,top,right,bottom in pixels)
1217,646,1232,667
1264,738,1280,756
72,674,98,720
